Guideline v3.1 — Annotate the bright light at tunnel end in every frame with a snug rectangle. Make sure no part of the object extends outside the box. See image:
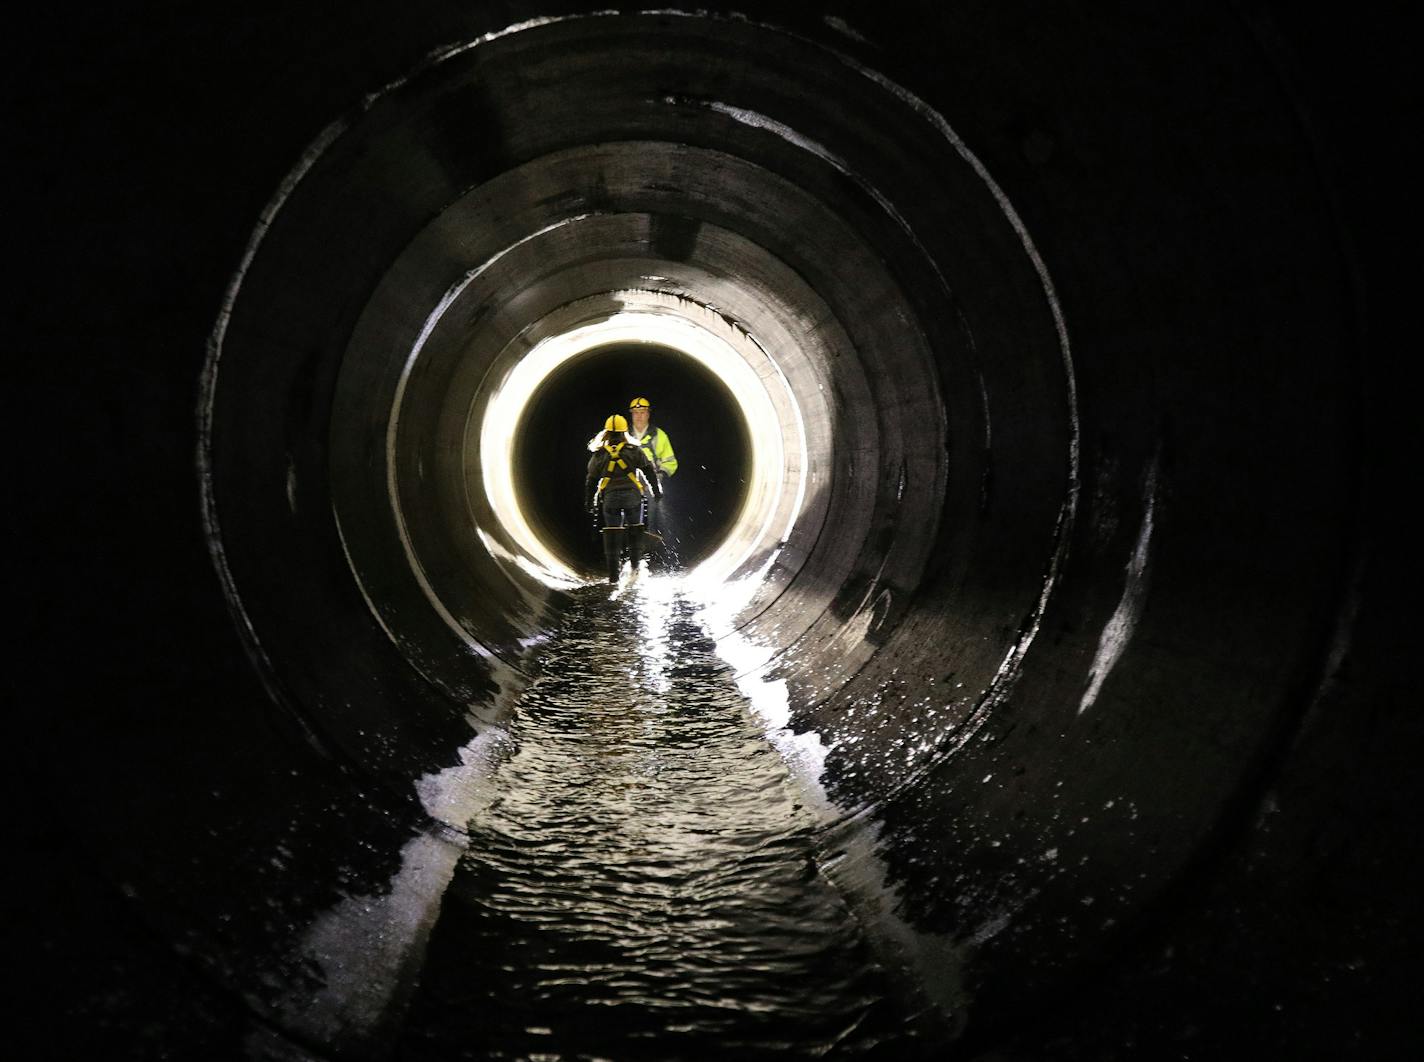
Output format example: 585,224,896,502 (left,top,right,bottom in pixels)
479,302,807,593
